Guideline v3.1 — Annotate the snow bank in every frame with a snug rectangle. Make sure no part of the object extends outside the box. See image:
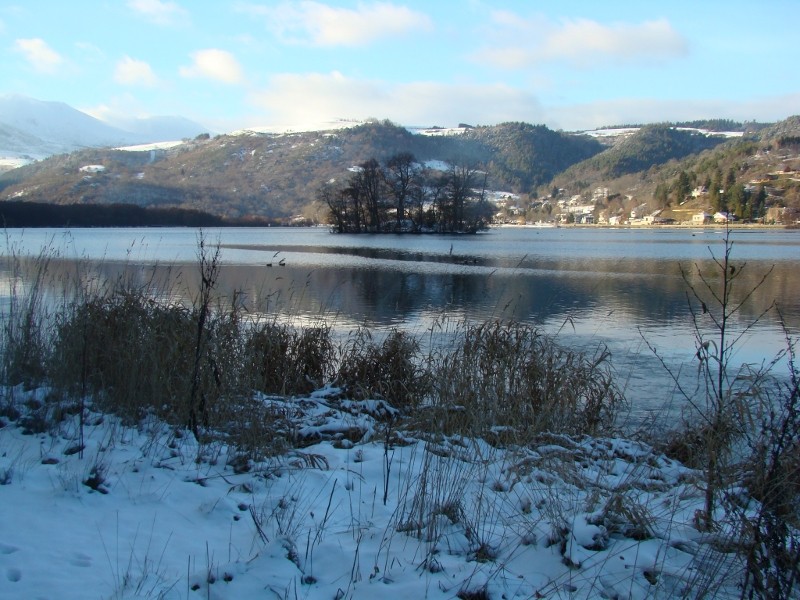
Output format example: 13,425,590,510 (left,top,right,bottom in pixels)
0,387,745,599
